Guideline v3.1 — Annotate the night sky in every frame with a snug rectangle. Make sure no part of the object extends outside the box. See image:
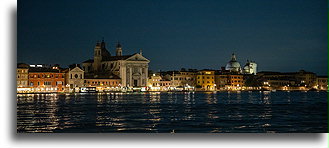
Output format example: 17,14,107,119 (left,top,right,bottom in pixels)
18,0,327,75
